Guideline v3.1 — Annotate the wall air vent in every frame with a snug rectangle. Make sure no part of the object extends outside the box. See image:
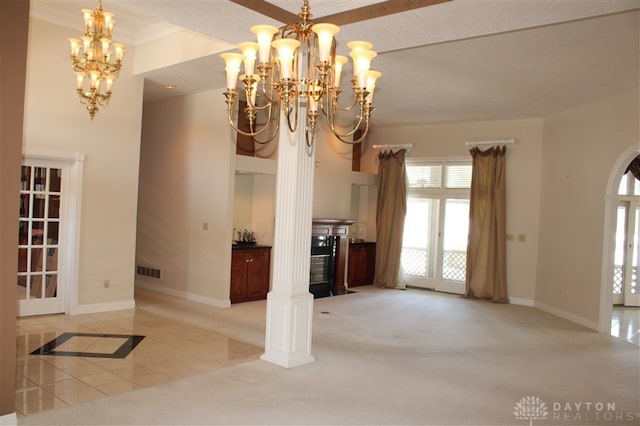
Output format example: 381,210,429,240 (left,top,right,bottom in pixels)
136,265,161,280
